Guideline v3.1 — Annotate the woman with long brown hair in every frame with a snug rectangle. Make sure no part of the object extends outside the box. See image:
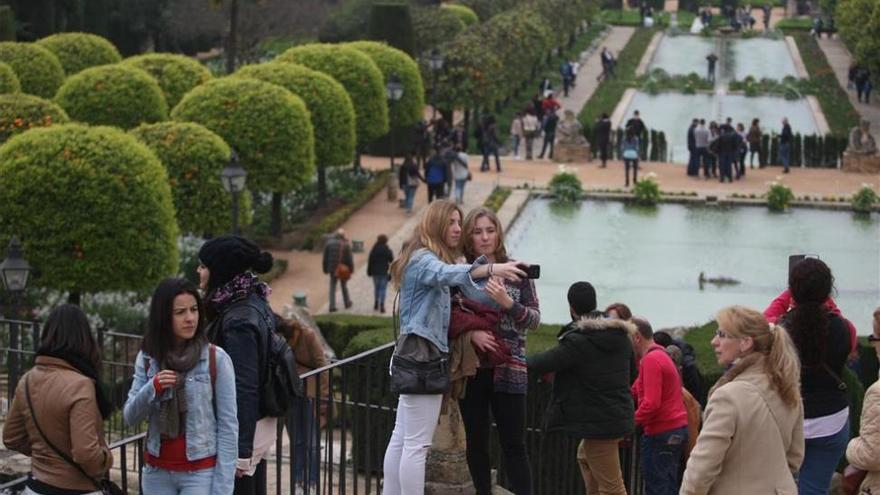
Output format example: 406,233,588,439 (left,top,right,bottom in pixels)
382,200,524,495
681,306,803,494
